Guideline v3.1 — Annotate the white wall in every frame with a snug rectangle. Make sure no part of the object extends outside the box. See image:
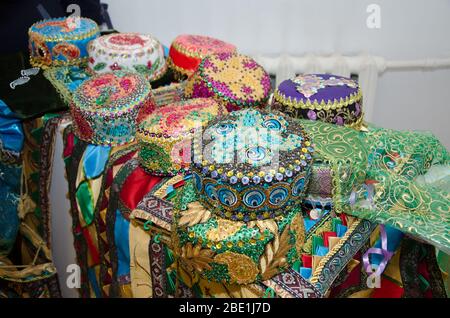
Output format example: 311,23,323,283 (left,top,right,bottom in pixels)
103,0,450,148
